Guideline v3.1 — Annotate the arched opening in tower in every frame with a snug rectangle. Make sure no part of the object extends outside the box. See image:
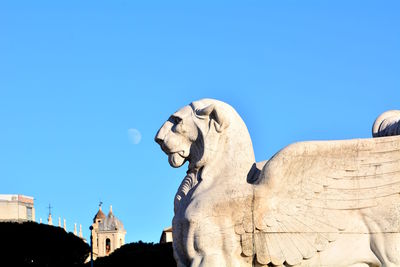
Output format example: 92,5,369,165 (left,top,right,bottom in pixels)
105,238,111,255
